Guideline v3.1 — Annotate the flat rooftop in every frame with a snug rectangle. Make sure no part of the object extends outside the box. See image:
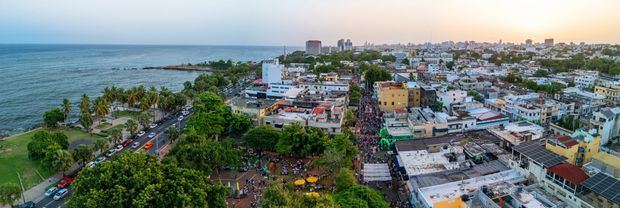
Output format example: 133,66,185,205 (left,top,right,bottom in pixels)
399,147,463,177
418,169,525,206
